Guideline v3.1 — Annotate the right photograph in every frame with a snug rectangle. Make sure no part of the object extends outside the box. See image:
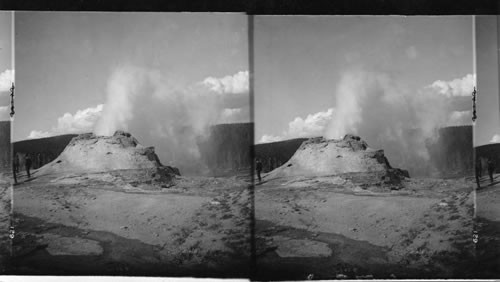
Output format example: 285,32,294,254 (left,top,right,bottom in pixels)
473,15,500,278
253,16,476,279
